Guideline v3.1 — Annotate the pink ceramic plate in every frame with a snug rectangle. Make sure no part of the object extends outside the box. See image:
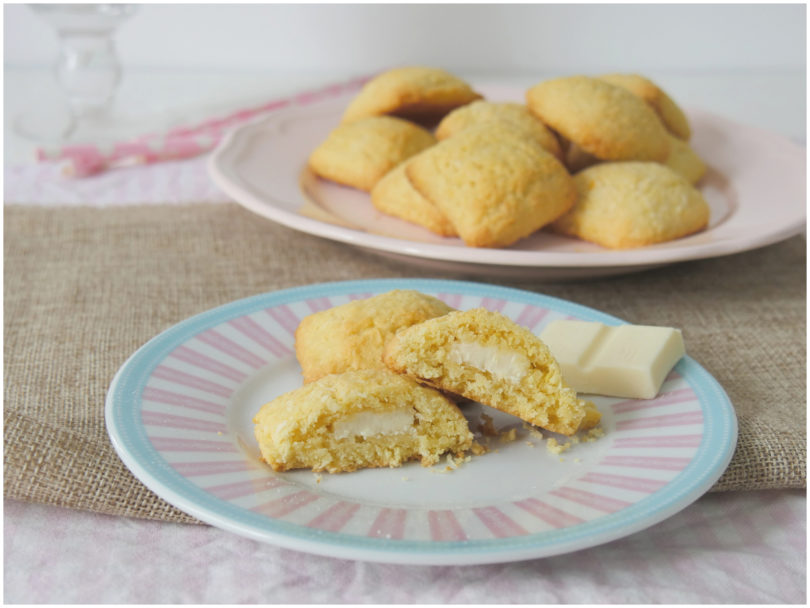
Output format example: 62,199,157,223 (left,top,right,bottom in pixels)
208,83,806,279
